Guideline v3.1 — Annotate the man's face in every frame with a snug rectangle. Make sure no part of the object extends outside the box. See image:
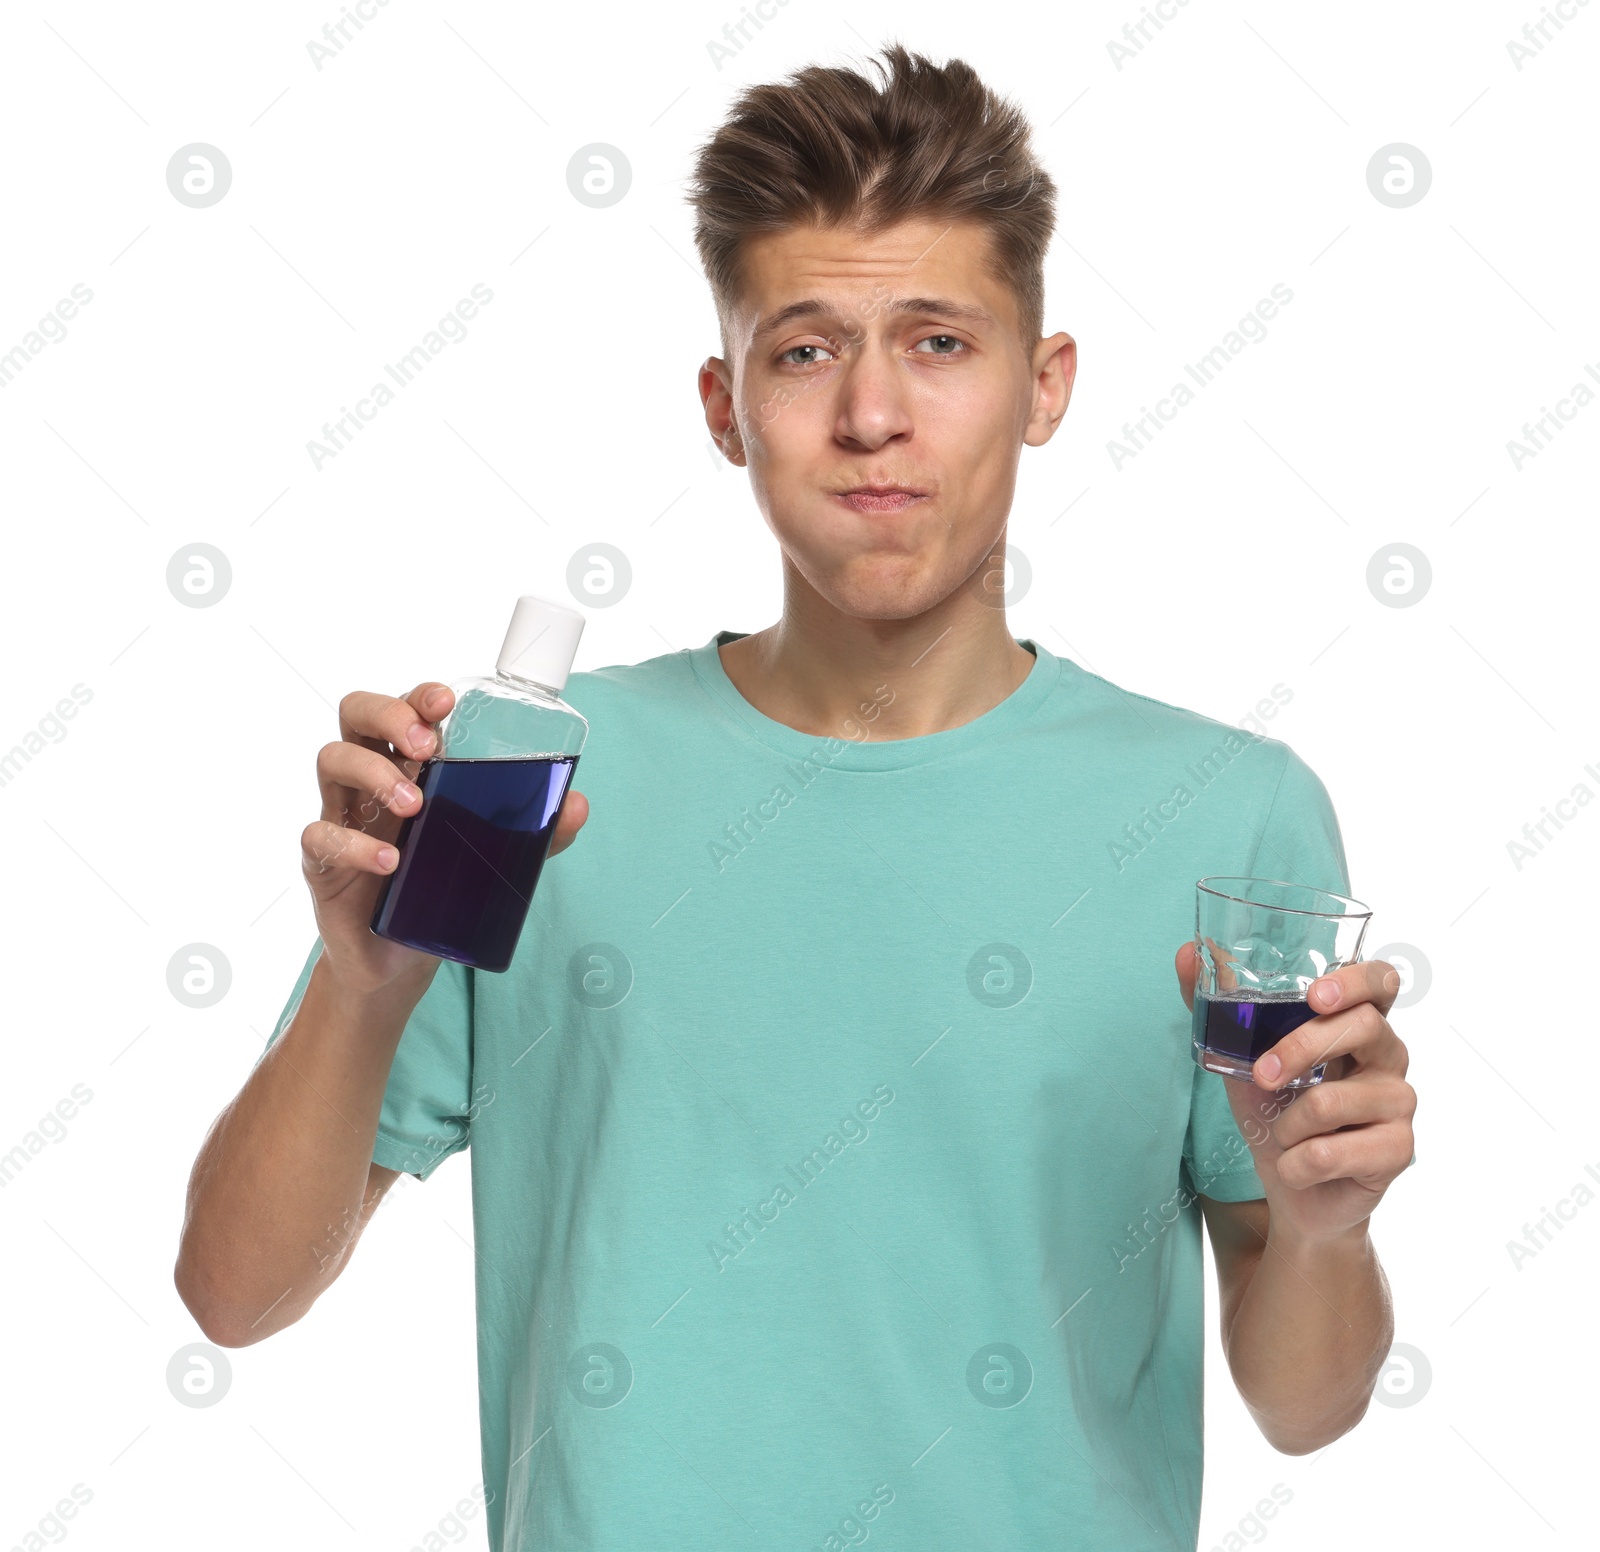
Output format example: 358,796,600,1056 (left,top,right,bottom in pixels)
700,217,1075,621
